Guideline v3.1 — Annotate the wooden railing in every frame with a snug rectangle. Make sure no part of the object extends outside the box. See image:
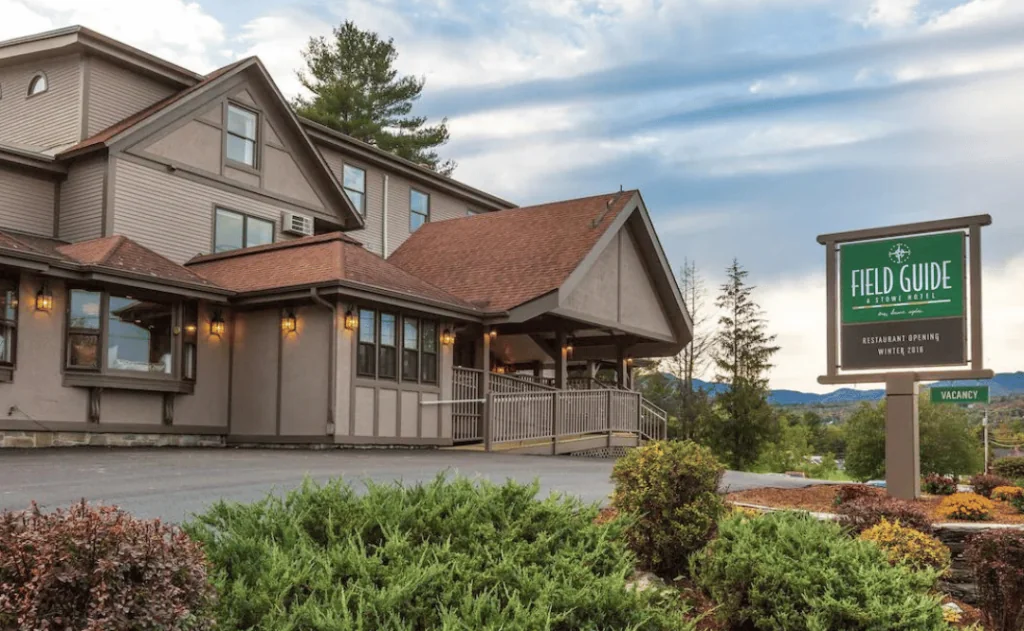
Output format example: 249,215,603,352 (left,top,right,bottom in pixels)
490,372,557,394
640,398,668,441
452,367,483,442
490,391,556,444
